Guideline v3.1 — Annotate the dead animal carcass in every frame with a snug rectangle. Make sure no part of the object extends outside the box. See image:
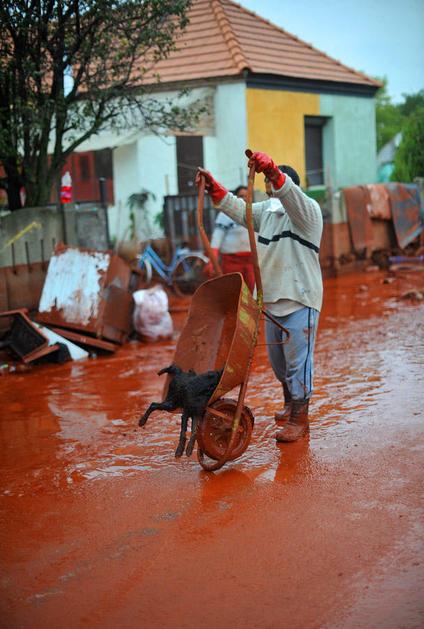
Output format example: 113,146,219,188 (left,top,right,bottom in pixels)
139,364,223,457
